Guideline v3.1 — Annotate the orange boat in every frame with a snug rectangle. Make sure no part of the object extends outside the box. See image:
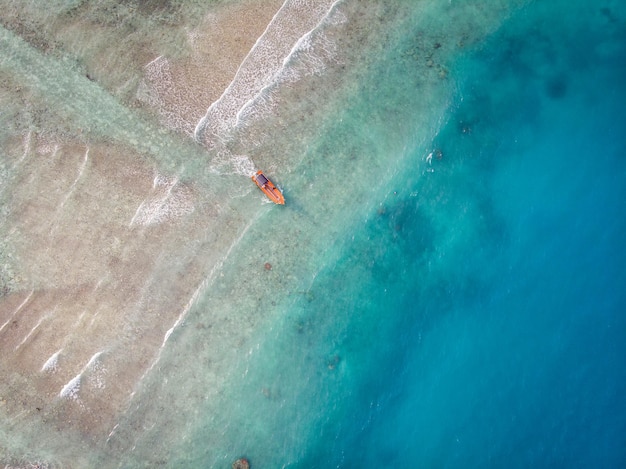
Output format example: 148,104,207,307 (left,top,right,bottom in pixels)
251,170,285,205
